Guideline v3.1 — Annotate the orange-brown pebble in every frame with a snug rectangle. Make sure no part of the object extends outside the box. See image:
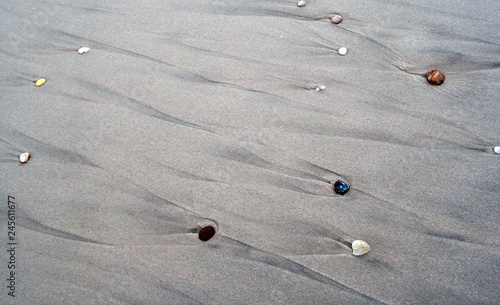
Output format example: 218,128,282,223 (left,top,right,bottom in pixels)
331,15,343,24
426,69,445,85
